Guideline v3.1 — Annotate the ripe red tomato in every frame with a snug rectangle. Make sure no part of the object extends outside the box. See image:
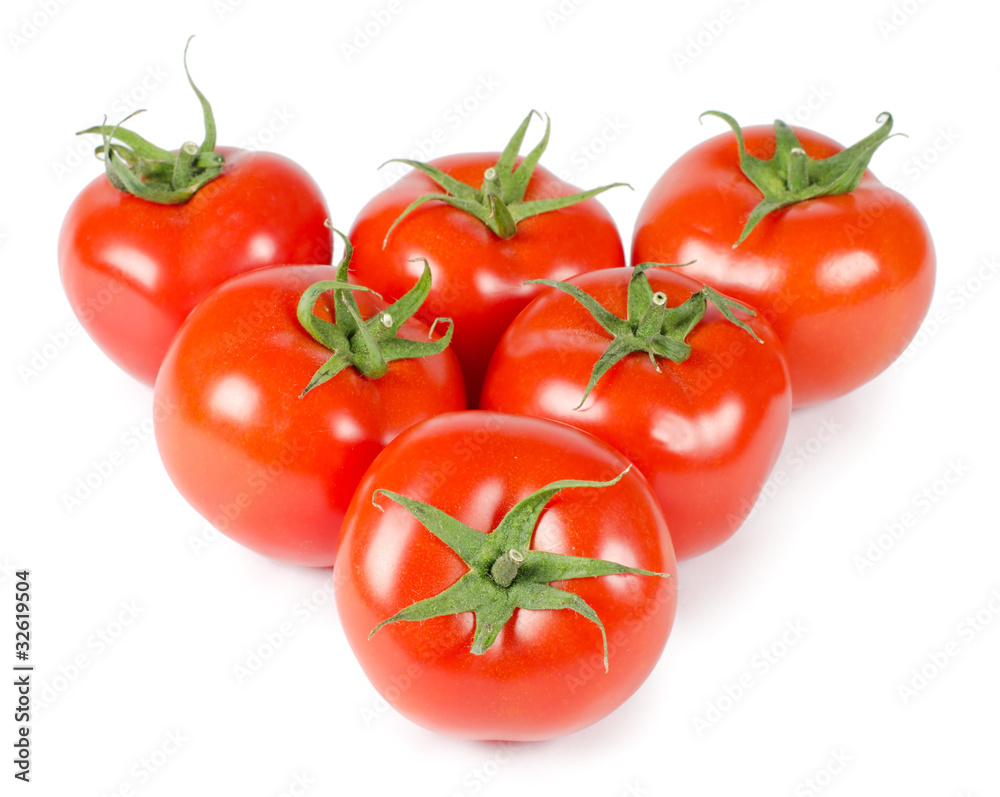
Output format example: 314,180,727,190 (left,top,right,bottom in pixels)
335,411,676,740
480,266,791,559
153,260,464,567
631,114,935,406
59,147,332,385
59,41,332,385
348,113,626,405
